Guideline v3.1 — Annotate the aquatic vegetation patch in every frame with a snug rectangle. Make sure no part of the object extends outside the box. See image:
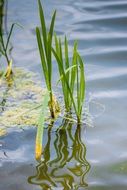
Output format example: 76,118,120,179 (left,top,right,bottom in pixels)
0,67,47,134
